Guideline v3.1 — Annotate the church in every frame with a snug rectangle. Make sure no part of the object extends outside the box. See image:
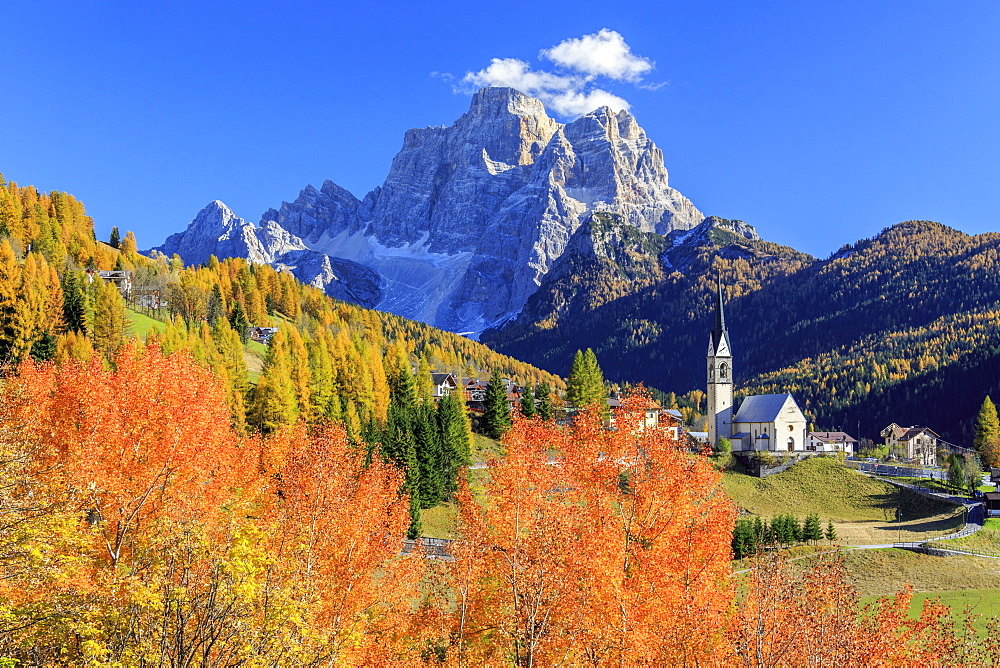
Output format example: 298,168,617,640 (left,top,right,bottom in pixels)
707,283,809,451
